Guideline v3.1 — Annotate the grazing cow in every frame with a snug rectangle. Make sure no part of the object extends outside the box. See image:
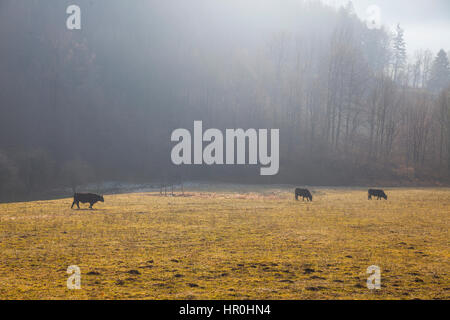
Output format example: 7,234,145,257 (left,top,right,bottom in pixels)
71,193,104,209
368,189,387,200
295,188,313,201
